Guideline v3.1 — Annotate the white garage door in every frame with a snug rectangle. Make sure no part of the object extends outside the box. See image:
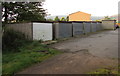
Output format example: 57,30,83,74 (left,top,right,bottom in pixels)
33,22,53,41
